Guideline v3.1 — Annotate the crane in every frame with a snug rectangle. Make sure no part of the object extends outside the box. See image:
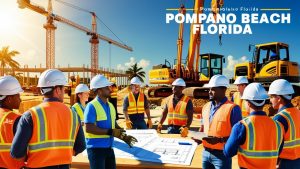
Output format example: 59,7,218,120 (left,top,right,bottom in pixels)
17,0,133,77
